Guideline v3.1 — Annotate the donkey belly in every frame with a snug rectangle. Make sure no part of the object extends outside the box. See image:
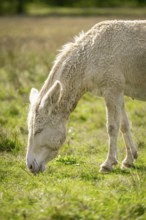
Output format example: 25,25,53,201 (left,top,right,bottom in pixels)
125,86,146,101
123,47,146,101
124,73,146,101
